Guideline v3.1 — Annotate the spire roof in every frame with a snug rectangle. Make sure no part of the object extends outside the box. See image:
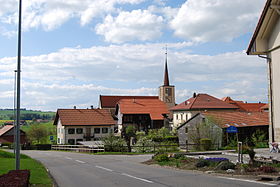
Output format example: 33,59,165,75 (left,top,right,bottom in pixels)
163,48,169,86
